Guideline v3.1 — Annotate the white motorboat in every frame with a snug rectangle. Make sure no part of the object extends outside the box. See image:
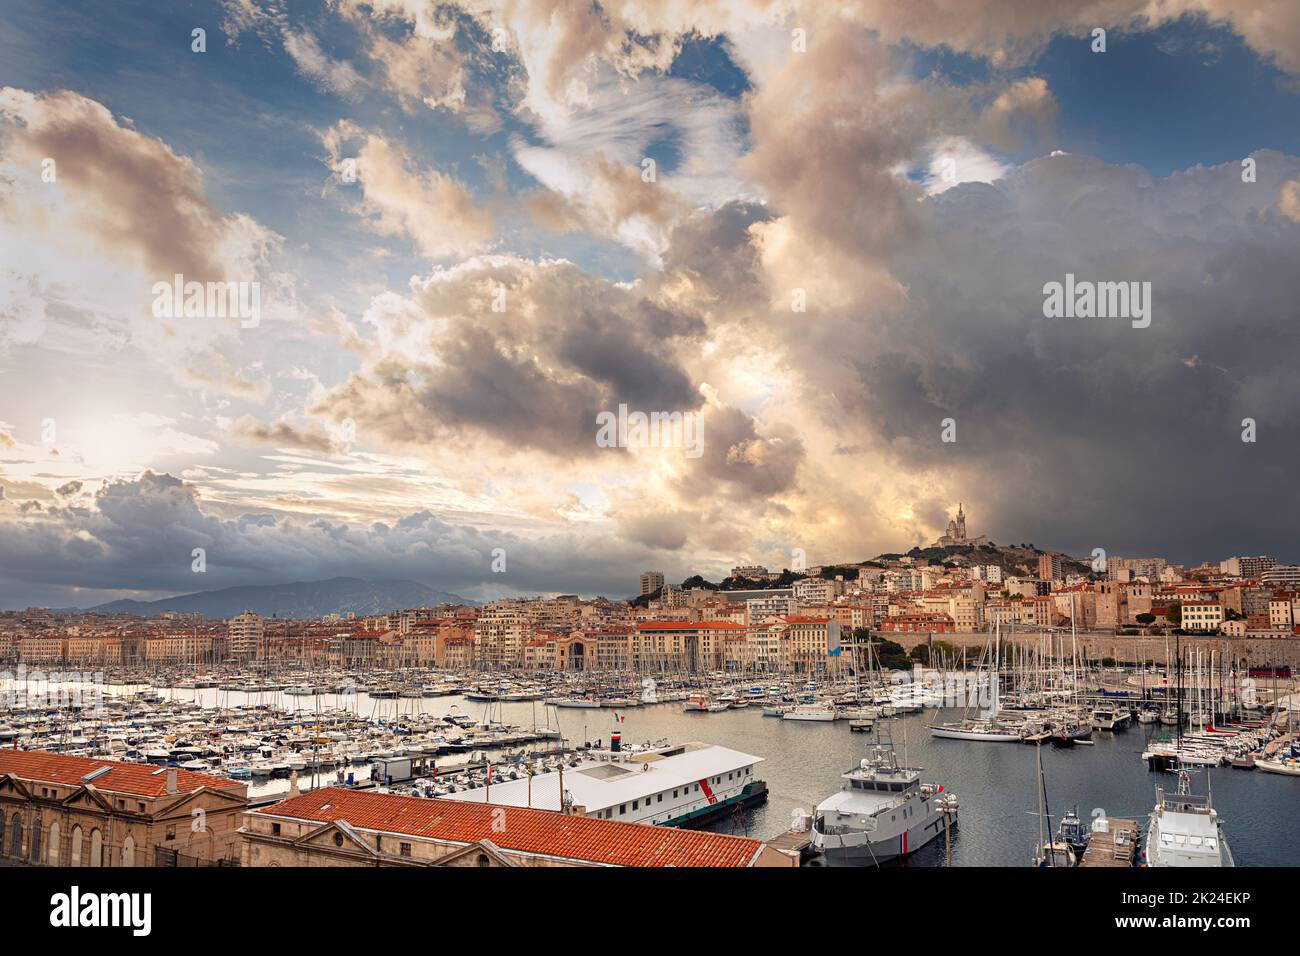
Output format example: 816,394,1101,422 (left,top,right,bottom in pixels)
1091,707,1131,731
683,694,728,713
811,737,957,863
1144,770,1234,867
